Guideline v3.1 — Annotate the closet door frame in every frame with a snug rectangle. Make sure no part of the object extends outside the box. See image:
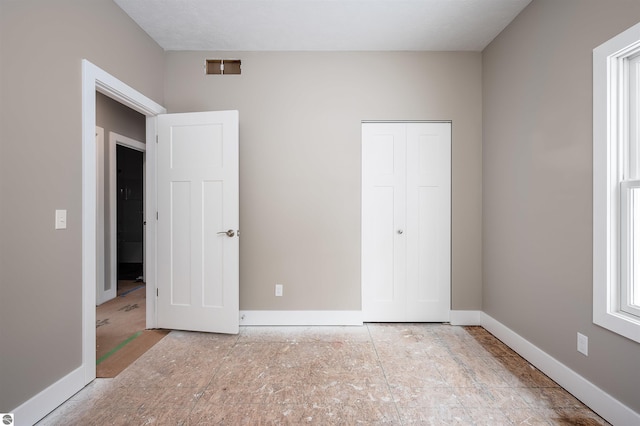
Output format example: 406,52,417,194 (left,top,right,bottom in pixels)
361,121,451,322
